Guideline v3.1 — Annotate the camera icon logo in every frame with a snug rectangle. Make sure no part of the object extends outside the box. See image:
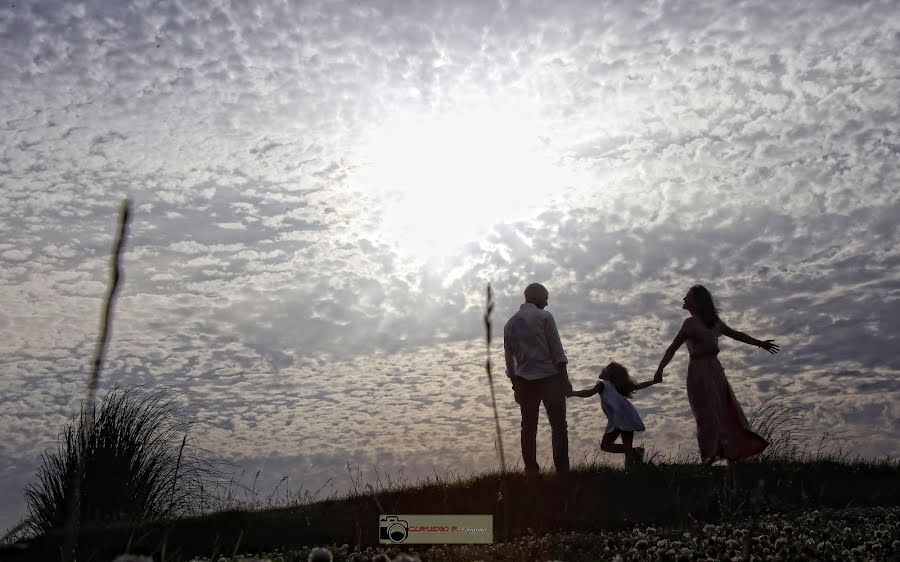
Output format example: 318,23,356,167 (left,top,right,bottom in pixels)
379,515,409,543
